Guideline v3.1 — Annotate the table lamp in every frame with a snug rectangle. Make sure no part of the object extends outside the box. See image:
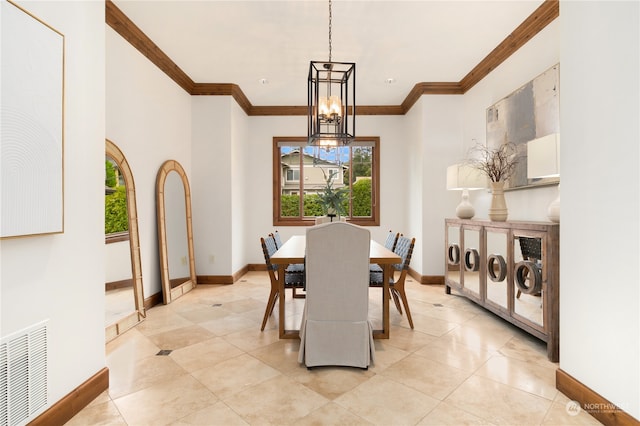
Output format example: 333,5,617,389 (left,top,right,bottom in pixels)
527,133,560,222
447,163,486,219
